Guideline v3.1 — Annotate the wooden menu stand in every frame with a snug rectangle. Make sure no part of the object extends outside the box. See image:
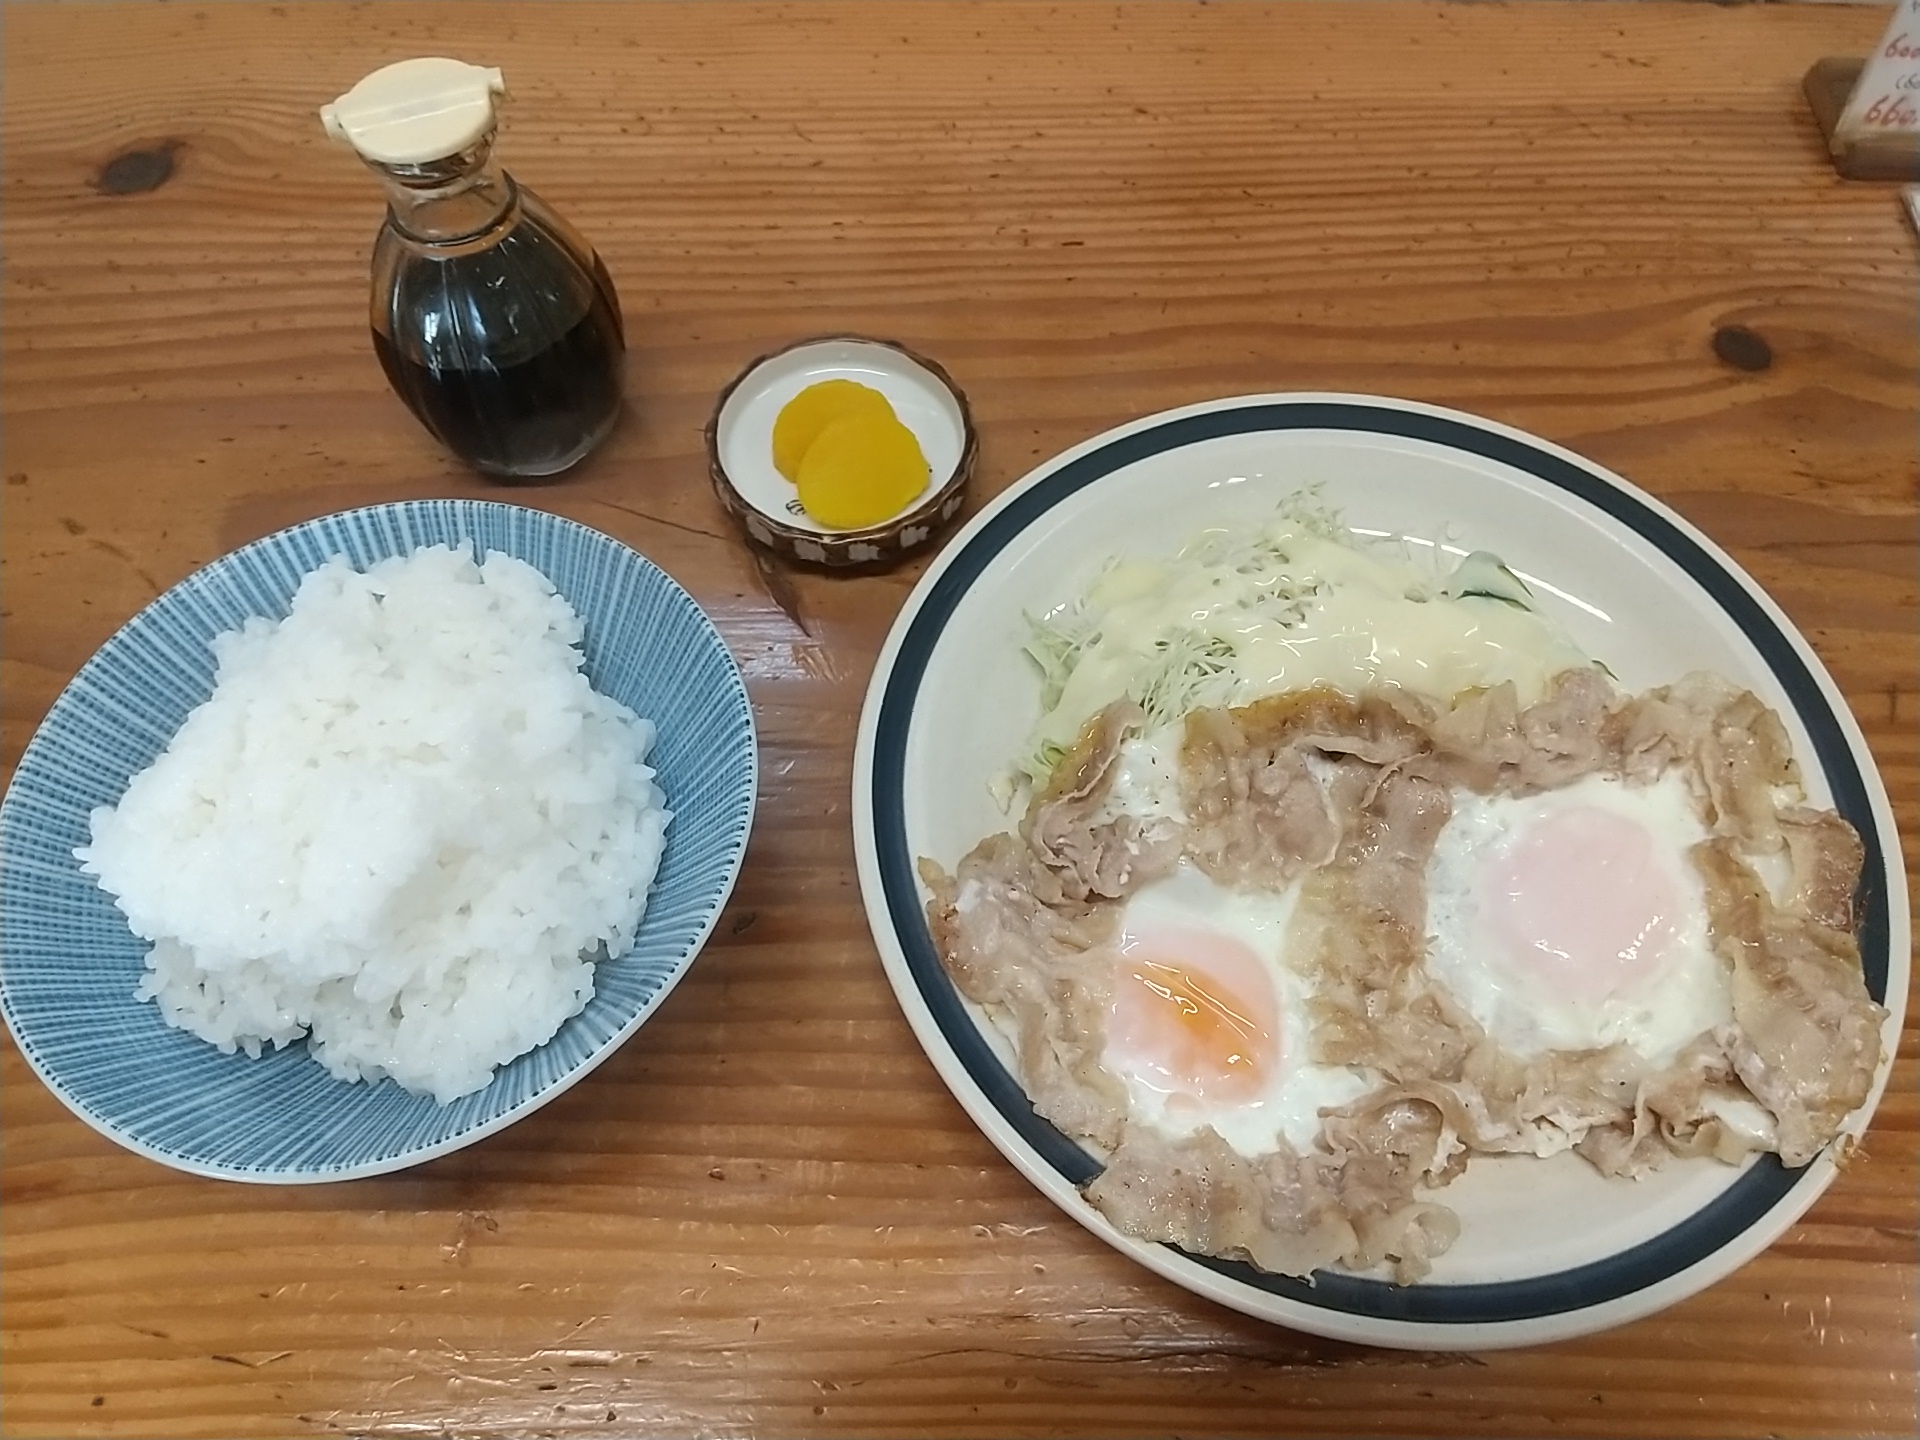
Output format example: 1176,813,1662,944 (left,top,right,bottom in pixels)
1805,0,1920,184
1805,57,1920,180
